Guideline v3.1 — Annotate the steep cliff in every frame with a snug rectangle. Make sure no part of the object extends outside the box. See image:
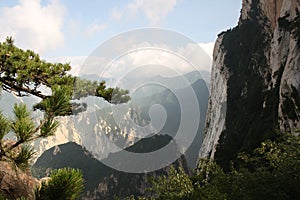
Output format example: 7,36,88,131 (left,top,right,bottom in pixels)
201,0,300,168
31,108,139,162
